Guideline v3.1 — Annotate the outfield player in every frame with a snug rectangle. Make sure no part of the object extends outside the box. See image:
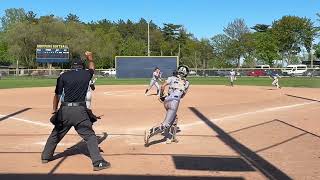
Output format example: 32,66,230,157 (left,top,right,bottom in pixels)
229,69,236,87
145,67,162,96
144,65,190,146
269,70,281,89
